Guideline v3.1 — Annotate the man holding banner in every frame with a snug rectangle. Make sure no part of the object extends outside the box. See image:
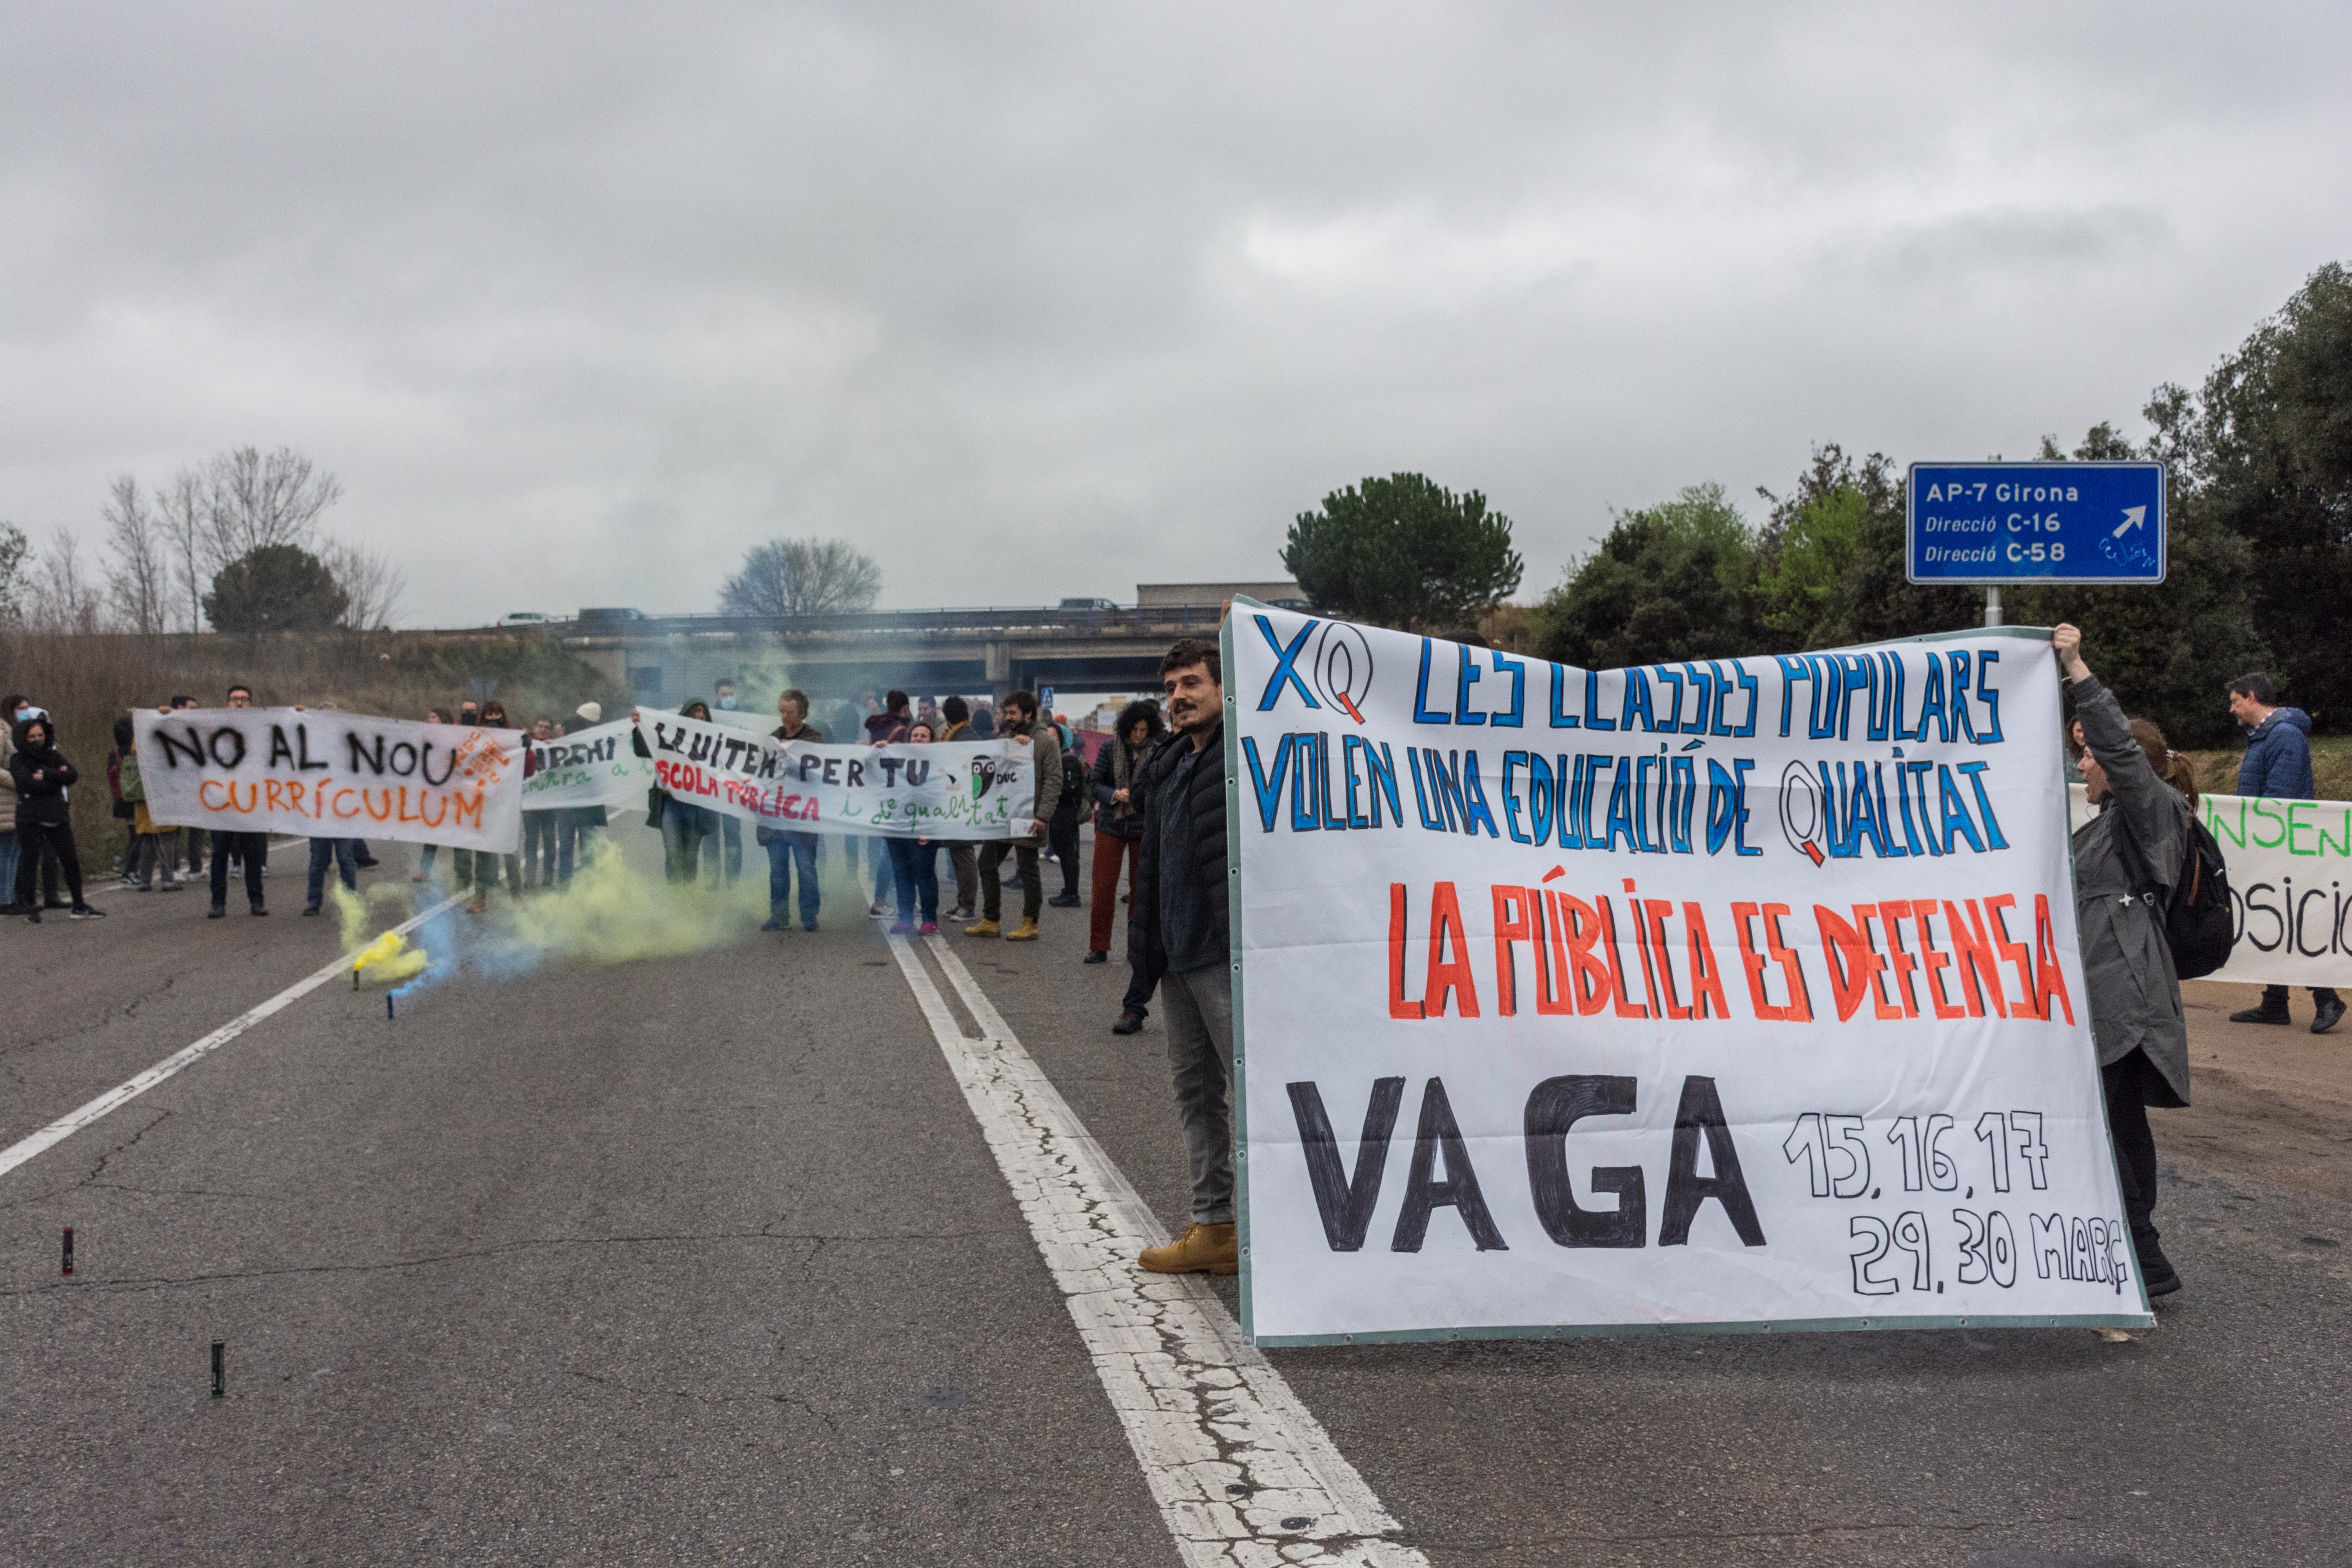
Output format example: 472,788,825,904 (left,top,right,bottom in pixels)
1132,638,1238,1278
